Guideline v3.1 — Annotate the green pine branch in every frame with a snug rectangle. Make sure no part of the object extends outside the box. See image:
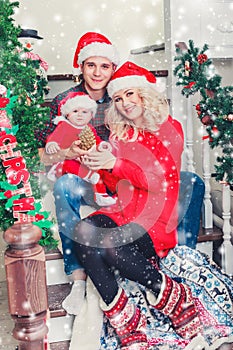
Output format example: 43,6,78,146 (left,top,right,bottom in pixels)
0,0,58,249
174,39,233,186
